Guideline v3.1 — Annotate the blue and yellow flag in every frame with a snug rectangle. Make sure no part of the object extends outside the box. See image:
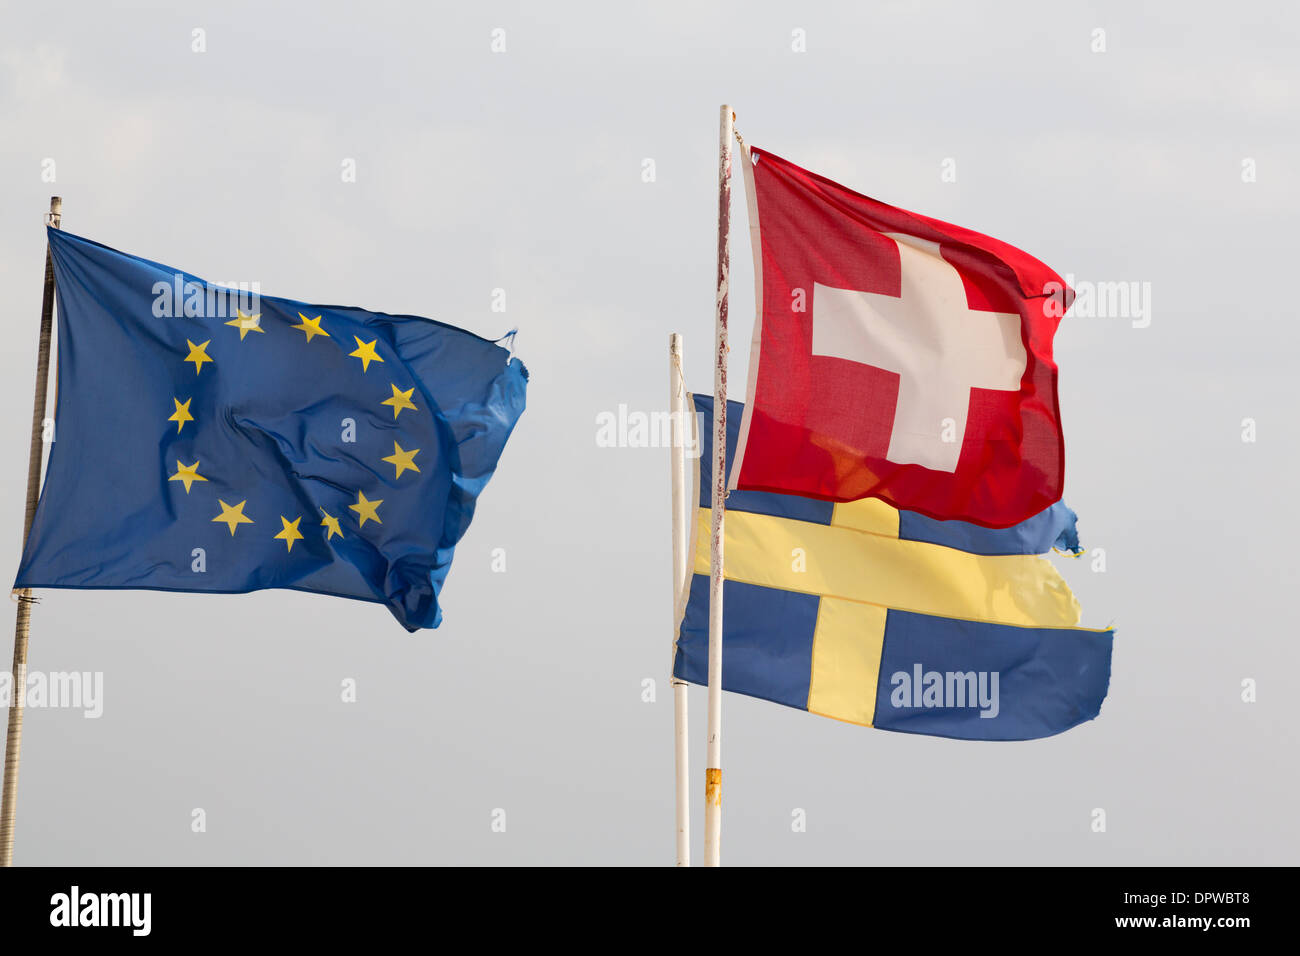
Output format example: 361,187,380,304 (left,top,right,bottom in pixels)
15,229,527,631
674,396,1112,740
